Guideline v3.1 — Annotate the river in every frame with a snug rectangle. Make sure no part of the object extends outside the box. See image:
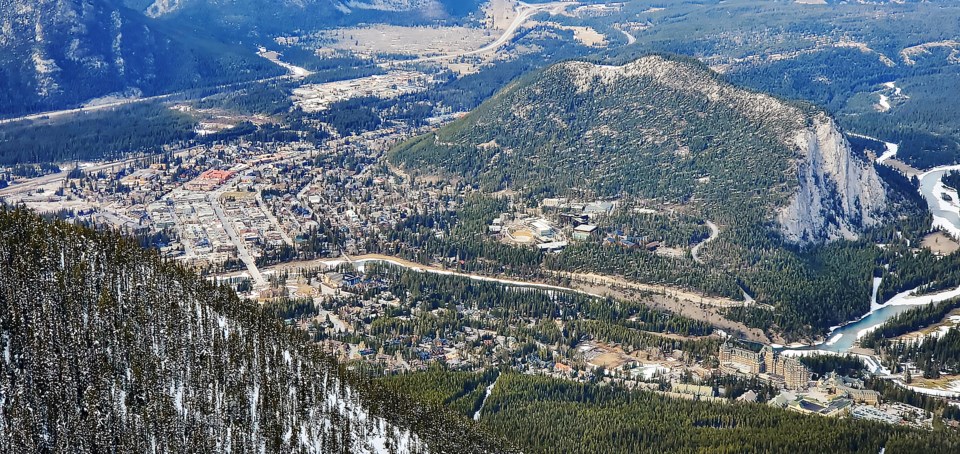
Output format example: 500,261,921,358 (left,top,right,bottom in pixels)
783,159,960,358
918,163,960,238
